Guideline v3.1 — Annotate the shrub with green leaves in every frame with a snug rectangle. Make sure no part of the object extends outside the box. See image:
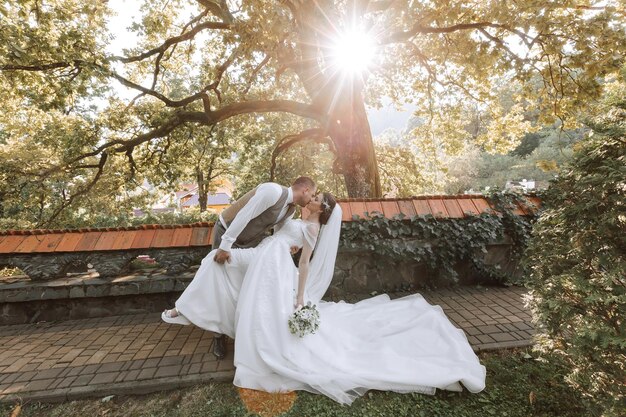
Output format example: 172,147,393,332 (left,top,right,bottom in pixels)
525,72,626,416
